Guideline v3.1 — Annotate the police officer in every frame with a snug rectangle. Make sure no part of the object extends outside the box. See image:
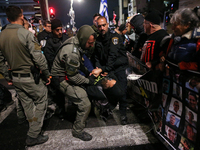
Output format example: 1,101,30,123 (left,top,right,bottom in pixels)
0,6,51,146
51,25,96,141
92,16,128,125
